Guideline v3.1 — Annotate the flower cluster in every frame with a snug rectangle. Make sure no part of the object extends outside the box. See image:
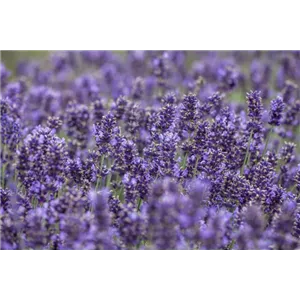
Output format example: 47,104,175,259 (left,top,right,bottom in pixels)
1,51,300,250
